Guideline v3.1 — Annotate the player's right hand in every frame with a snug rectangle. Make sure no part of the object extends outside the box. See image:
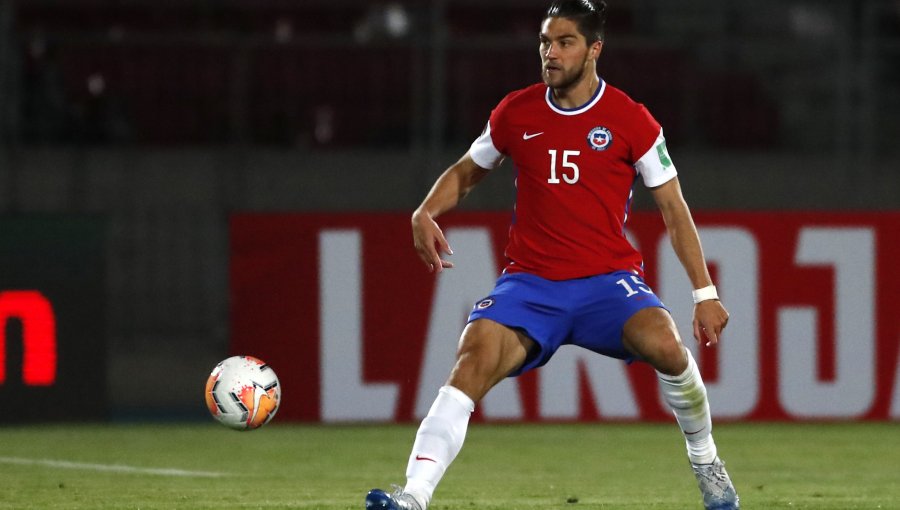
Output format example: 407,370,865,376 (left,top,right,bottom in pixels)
412,210,454,273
